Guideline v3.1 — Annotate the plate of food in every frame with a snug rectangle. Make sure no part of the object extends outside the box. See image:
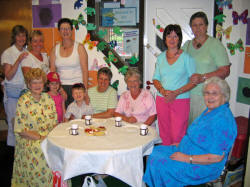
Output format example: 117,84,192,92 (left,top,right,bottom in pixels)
84,126,106,136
